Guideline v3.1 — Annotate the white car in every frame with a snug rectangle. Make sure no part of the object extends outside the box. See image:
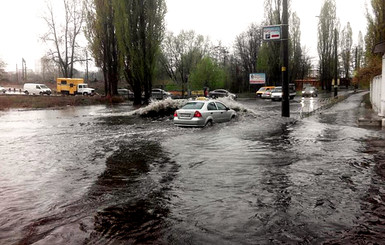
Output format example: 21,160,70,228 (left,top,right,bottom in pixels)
174,98,236,127
151,88,171,100
23,83,51,95
270,86,297,101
